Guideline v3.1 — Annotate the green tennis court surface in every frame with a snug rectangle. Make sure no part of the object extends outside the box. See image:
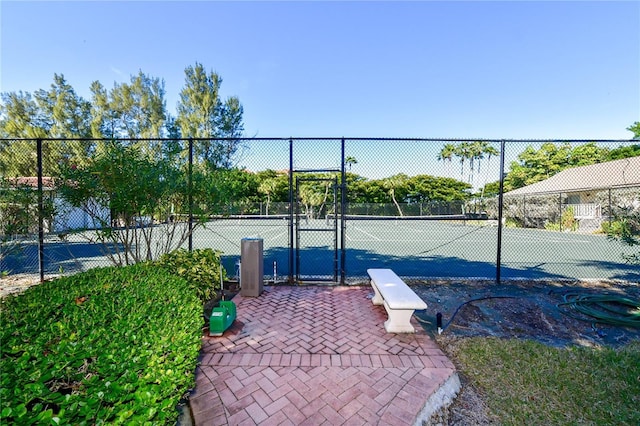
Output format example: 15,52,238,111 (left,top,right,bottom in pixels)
193,217,638,281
